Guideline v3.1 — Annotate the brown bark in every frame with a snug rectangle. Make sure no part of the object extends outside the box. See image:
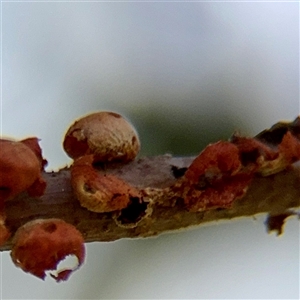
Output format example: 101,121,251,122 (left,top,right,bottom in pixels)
1,155,299,252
